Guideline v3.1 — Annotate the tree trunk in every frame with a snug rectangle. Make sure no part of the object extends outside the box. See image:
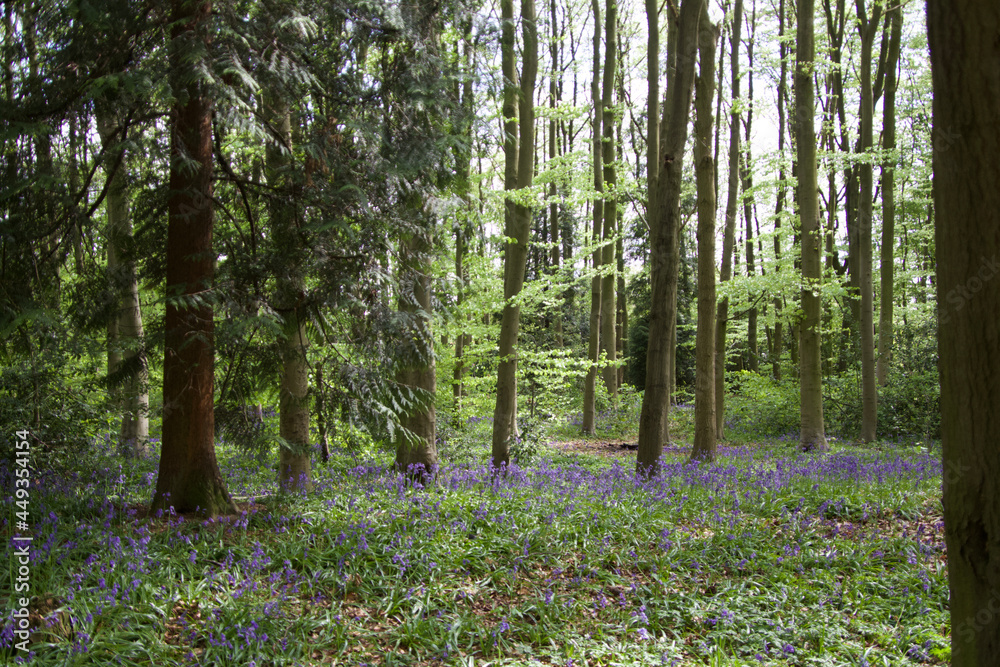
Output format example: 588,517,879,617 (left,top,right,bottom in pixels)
599,0,618,398
636,0,703,474
795,0,827,452
548,0,562,348
454,17,475,419
691,10,719,463
583,0,603,436
715,0,742,440
856,0,880,443
264,91,313,492
645,0,658,234
742,11,758,374
395,221,439,480
875,5,901,387
316,366,330,464
152,0,236,518
771,0,788,382
97,106,150,460
395,0,443,479
927,2,1000,663
492,0,537,468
